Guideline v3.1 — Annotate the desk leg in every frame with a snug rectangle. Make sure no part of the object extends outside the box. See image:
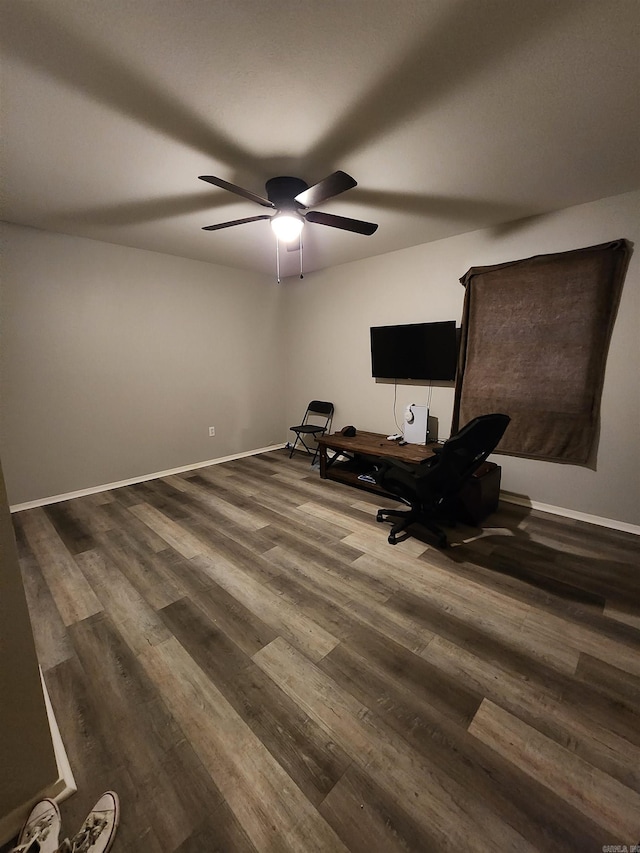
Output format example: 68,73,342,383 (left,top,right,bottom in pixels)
319,445,327,479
